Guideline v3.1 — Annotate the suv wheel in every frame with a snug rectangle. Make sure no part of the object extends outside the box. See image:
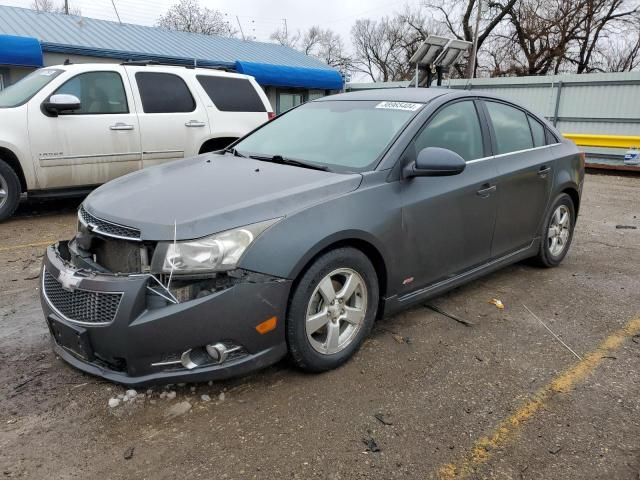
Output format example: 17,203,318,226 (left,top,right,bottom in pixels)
533,193,575,267
0,160,21,221
286,247,379,372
